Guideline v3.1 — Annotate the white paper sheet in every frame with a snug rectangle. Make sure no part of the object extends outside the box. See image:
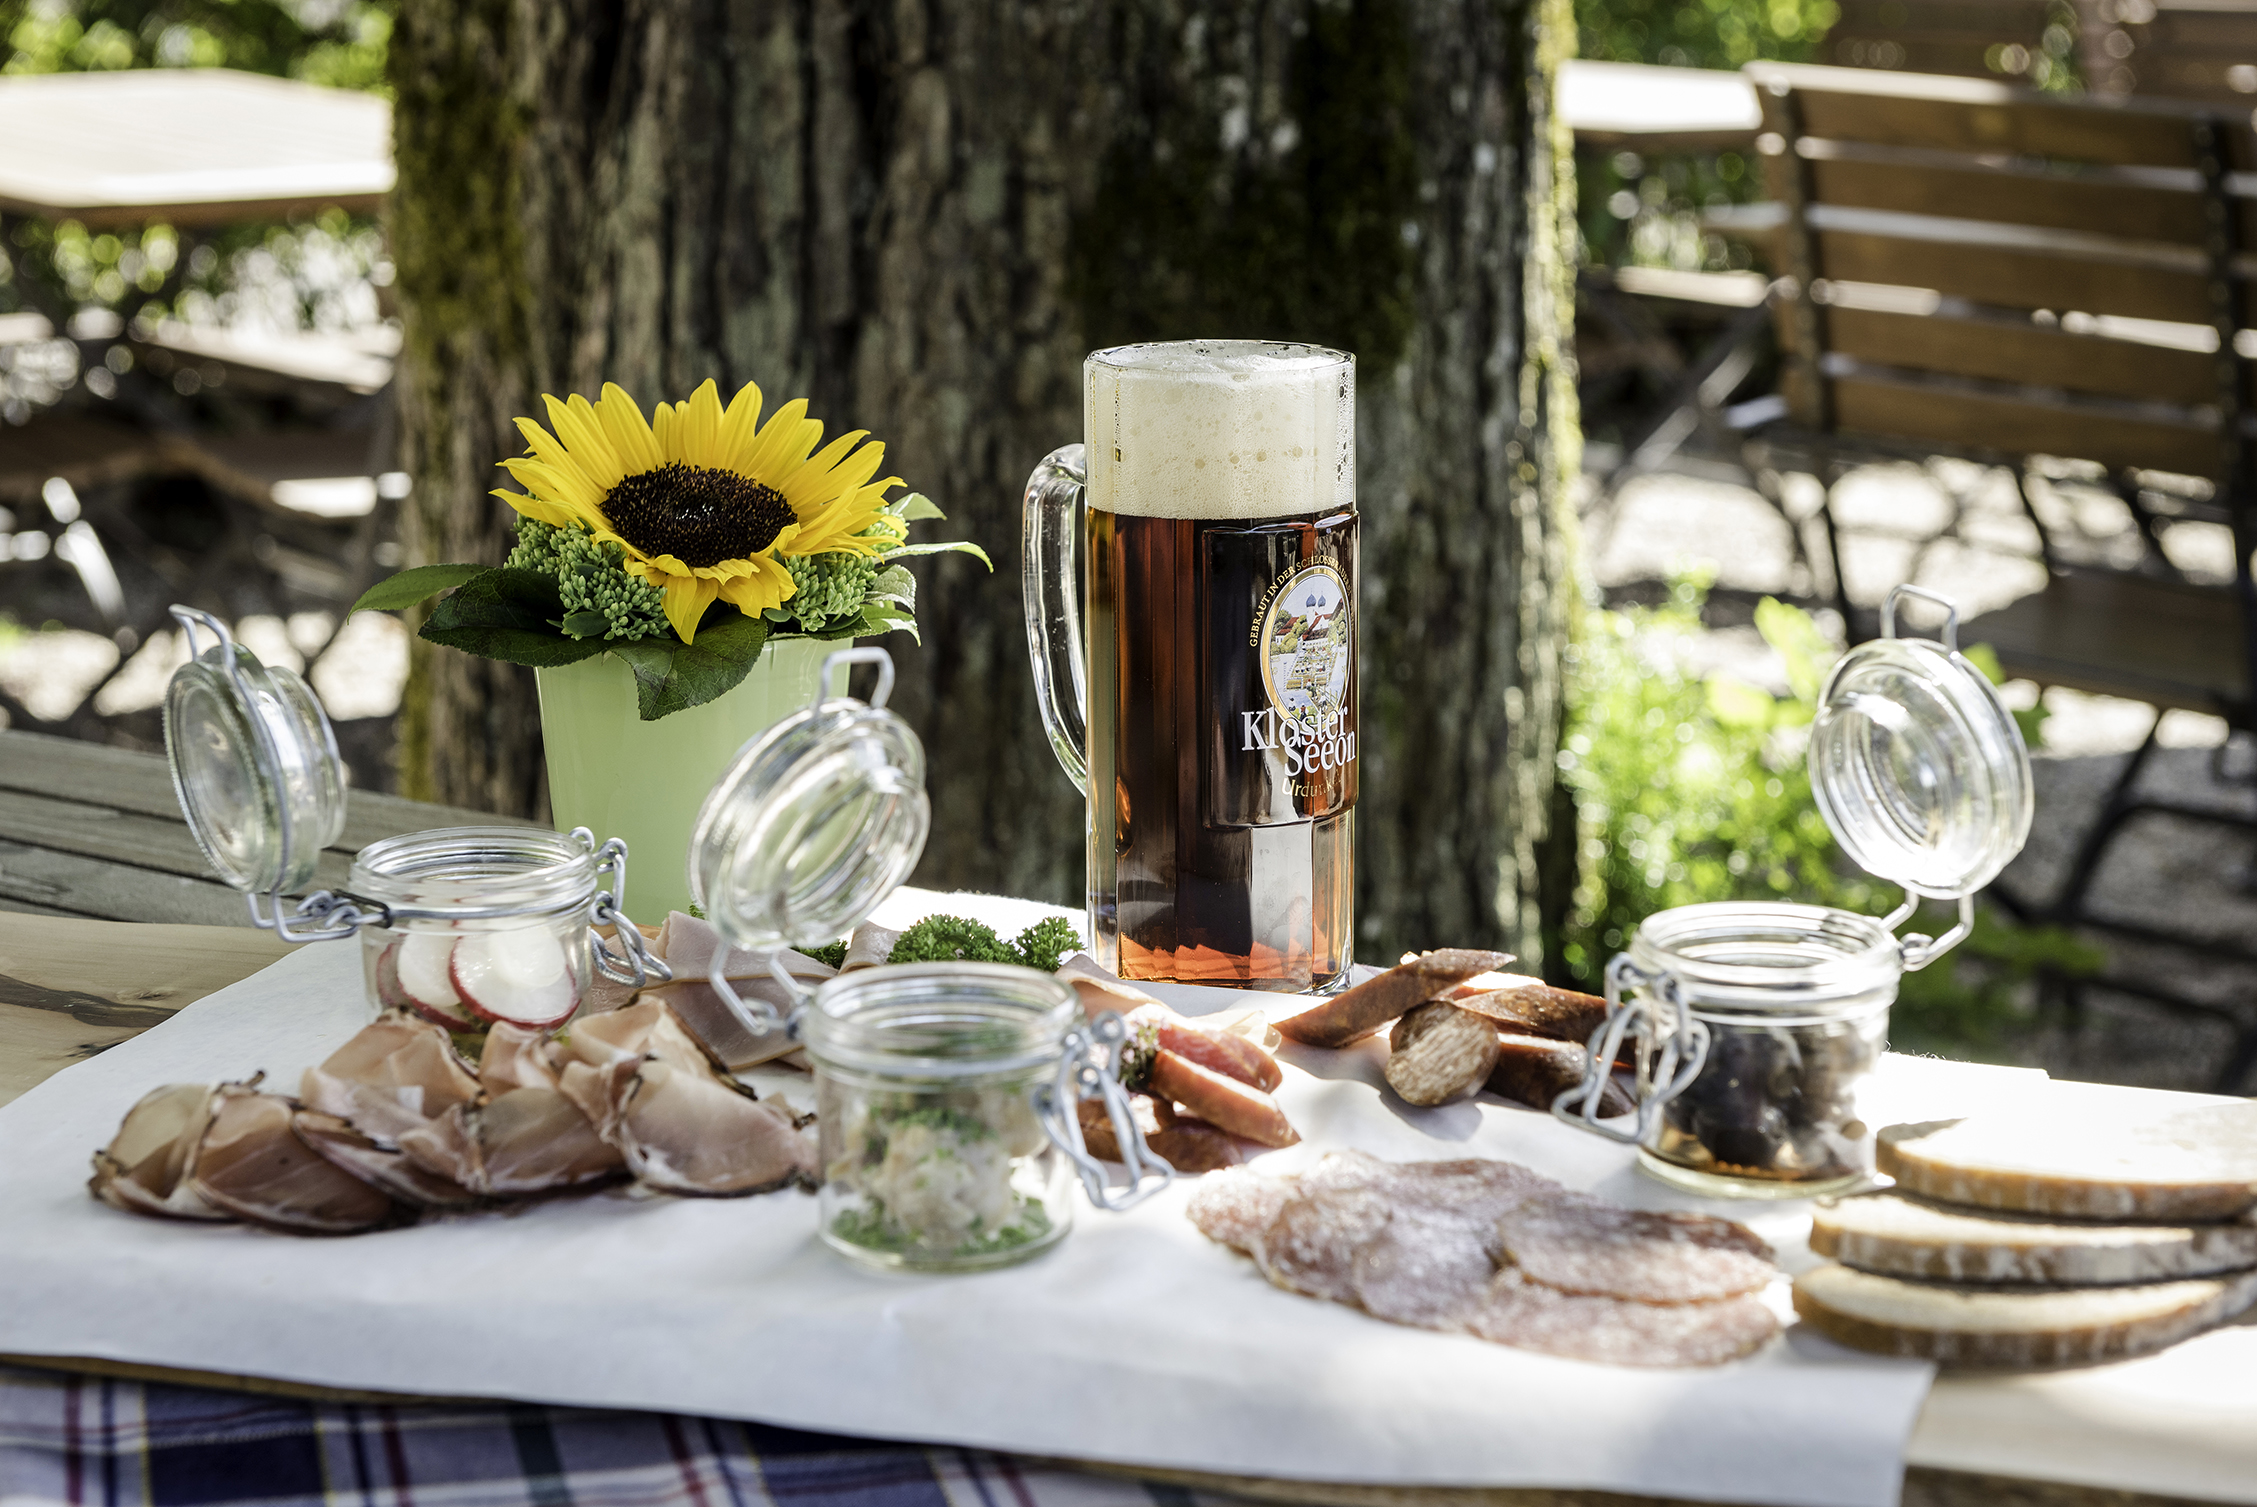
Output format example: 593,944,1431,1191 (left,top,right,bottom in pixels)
0,892,1953,1507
